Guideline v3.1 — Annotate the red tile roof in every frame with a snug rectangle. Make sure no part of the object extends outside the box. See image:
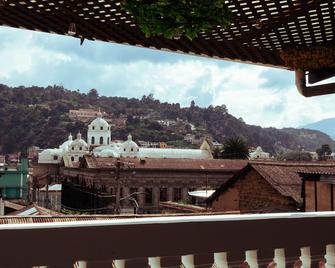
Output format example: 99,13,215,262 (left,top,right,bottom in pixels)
81,155,248,171
209,161,335,204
